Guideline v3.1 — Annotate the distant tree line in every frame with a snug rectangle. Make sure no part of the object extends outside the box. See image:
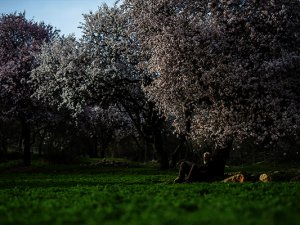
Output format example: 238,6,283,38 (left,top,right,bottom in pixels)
0,0,299,168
